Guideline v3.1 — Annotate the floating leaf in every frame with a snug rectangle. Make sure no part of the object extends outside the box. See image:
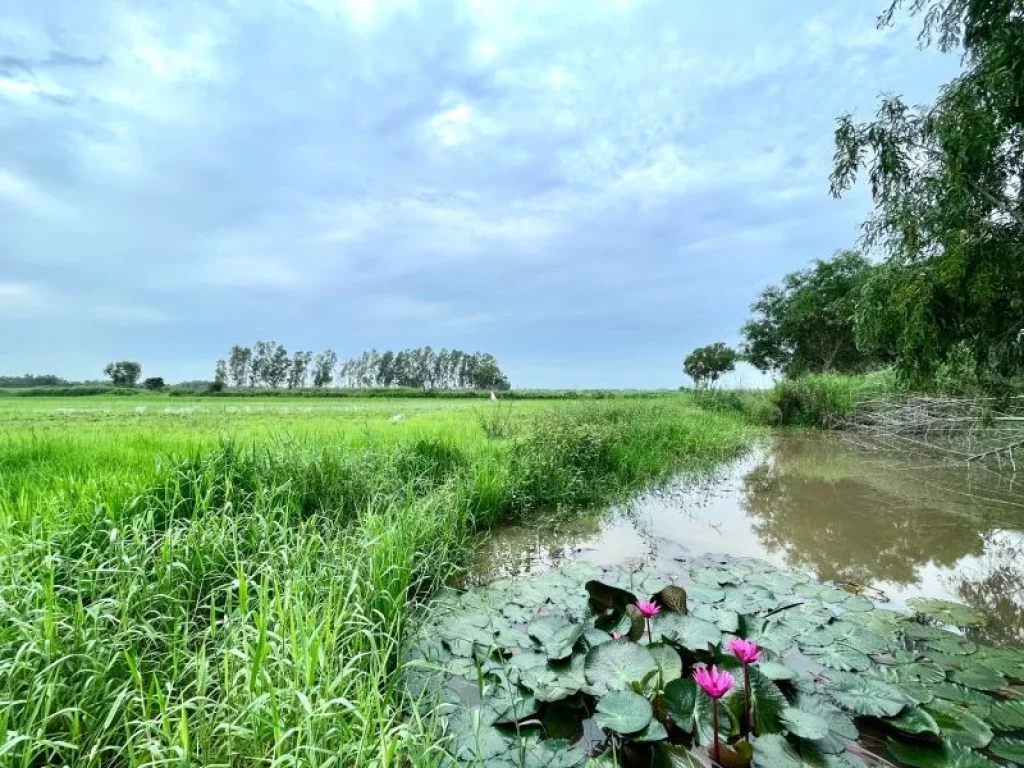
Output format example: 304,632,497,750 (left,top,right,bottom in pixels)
522,655,587,702
780,707,830,740
931,683,992,707
647,643,683,688
585,580,638,614
656,585,689,614
584,641,658,695
926,636,978,656
886,706,941,737
652,743,705,767
452,724,512,762
759,661,797,681
975,647,1024,680
886,738,999,768
687,583,727,604
625,604,647,642
751,734,839,767
896,663,947,685
988,699,1024,730
805,643,871,672
519,738,588,768
632,719,669,742
825,671,912,717
794,692,858,755
528,616,585,660
656,614,722,650
584,628,613,648
907,599,987,628
664,677,698,732
747,667,787,735
989,736,1024,763
924,699,993,749
840,594,874,613
948,665,1005,692
594,690,652,735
